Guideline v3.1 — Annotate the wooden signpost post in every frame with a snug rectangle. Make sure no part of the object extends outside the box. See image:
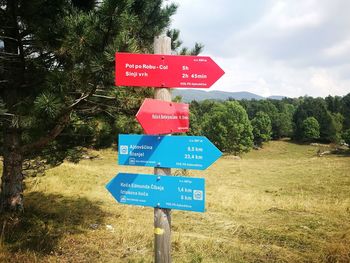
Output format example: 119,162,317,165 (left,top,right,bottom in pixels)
107,35,224,263
153,36,172,263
